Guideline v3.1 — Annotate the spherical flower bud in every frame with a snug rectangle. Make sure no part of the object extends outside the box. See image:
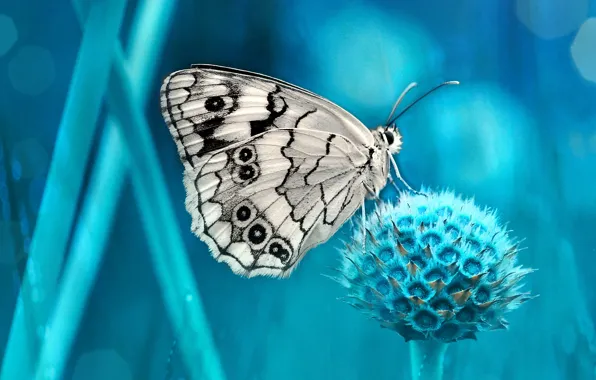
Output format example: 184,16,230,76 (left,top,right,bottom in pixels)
335,190,535,342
